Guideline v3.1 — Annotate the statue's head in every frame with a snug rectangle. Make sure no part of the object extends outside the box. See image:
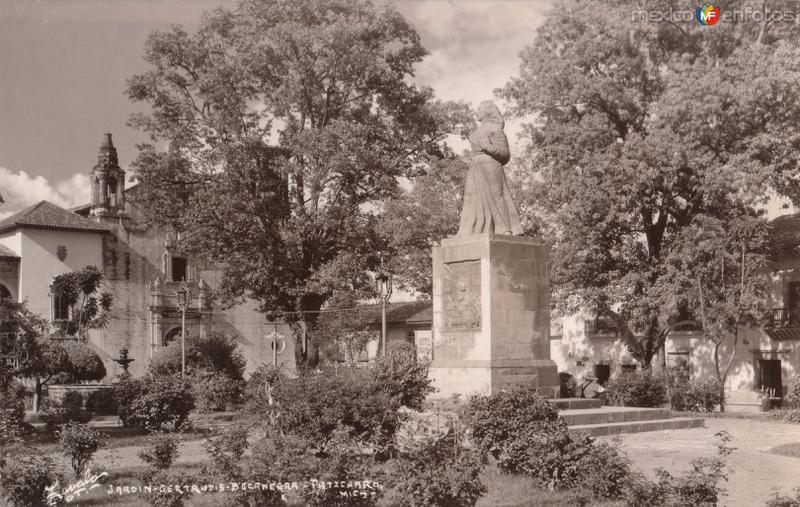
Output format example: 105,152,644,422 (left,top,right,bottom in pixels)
477,100,504,128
